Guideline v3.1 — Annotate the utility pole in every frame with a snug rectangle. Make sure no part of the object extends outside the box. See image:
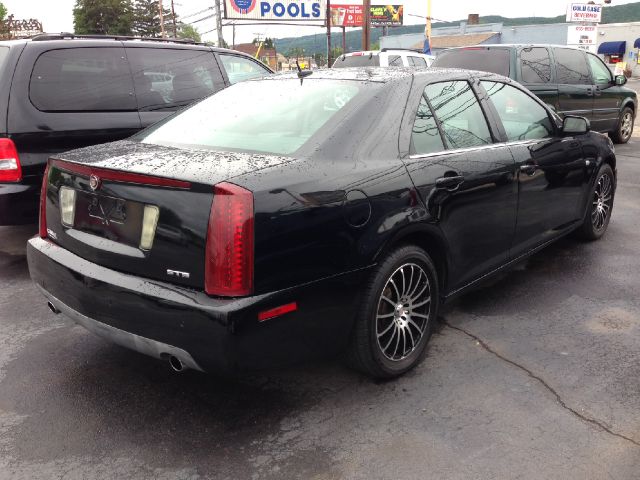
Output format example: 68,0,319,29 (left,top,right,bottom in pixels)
171,0,177,38
214,0,224,47
159,0,166,38
326,0,332,67
362,0,371,50
426,0,432,44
